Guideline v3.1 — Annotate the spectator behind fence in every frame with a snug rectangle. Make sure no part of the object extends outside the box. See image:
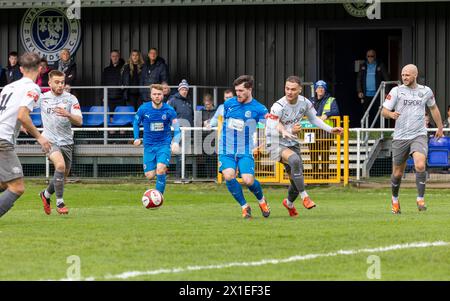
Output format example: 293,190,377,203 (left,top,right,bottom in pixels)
0,63,5,86
444,106,450,136
102,50,125,113
140,48,169,101
162,81,173,103
168,79,193,181
357,49,389,126
201,93,216,128
121,49,144,111
55,49,77,86
5,51,23,84
36,58,52,93
209,89,234,127
310,80,340,179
